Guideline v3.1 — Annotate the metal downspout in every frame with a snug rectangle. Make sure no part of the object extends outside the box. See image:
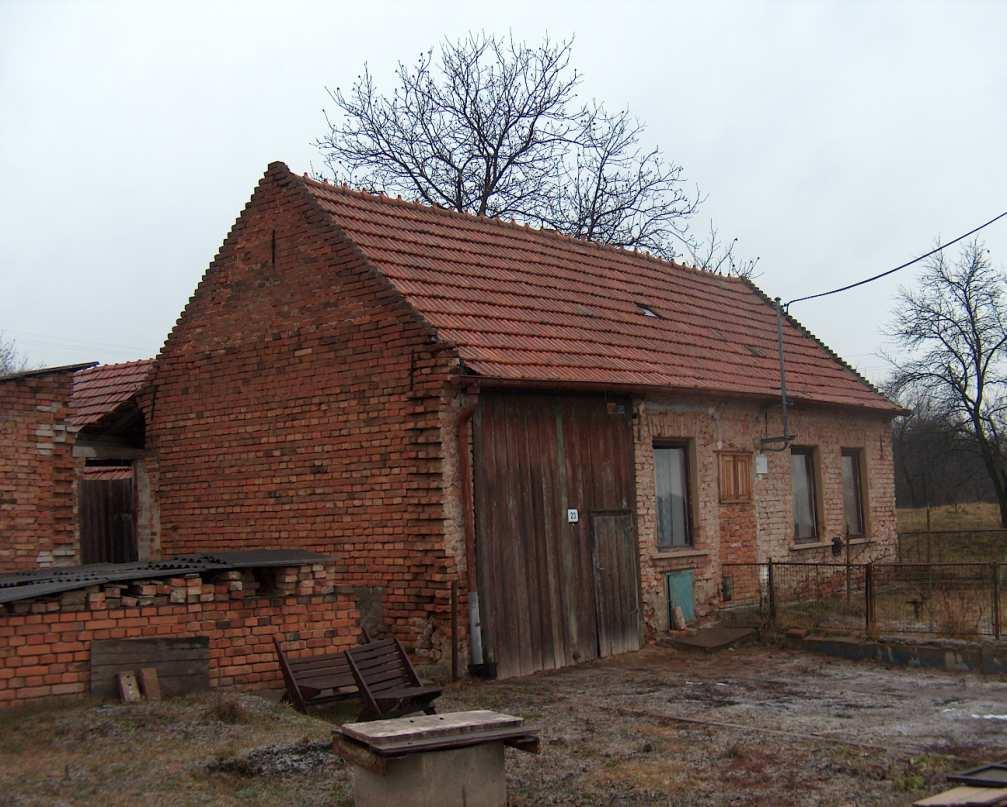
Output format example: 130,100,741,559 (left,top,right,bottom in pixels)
455,398,484,665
